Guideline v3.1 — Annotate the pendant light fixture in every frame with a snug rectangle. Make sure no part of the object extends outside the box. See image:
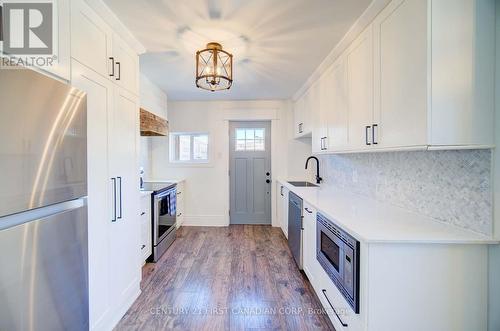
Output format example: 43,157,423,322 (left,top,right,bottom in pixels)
195,42,233,91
